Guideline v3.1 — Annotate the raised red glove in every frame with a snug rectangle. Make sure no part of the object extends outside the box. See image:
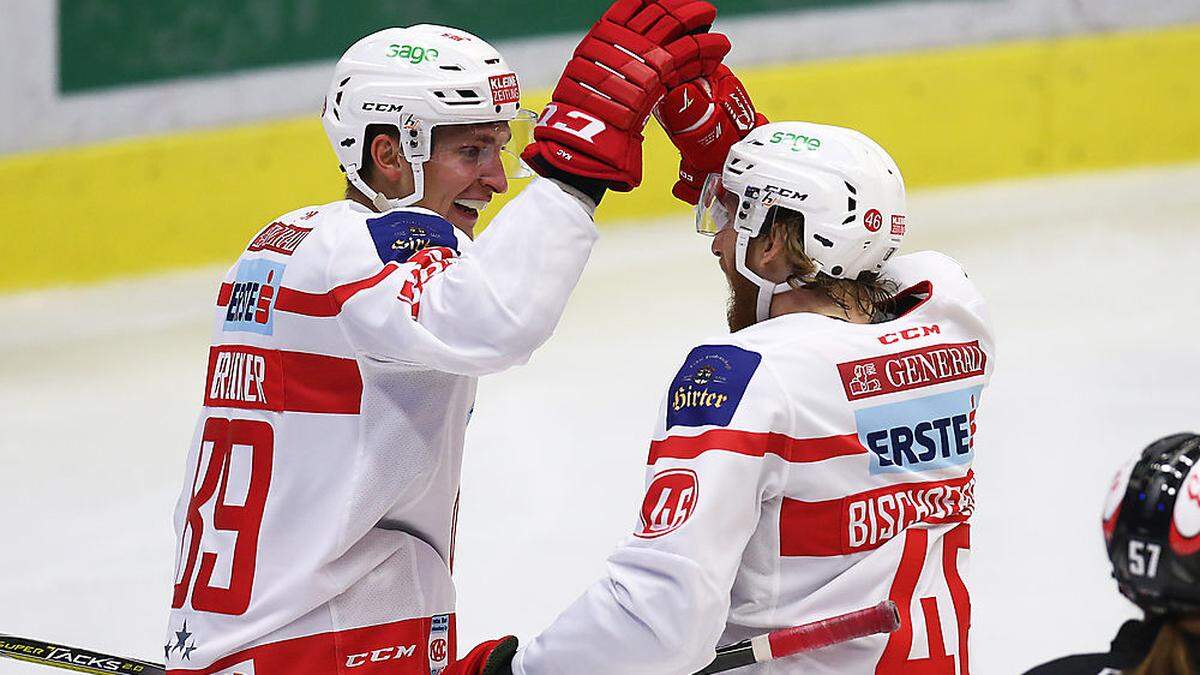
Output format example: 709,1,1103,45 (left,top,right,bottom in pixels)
654,64,769,204
521,0,731,192
445,636,518,675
